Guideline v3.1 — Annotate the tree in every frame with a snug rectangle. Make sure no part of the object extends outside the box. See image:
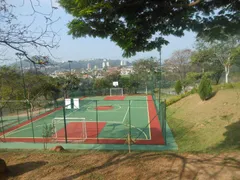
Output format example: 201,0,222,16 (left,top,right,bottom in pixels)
175,80,182,95
182,72,202,88
129,74,140,94
93,78,109,95
164,49,192,81
198,76,212,101
0,0,59,62
119,76,131,94
0,66,23,110
59,0,239,57
191,48,224,84
56,74,81,98
132,59,158,94
105,71,121,85
196,35,240,83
